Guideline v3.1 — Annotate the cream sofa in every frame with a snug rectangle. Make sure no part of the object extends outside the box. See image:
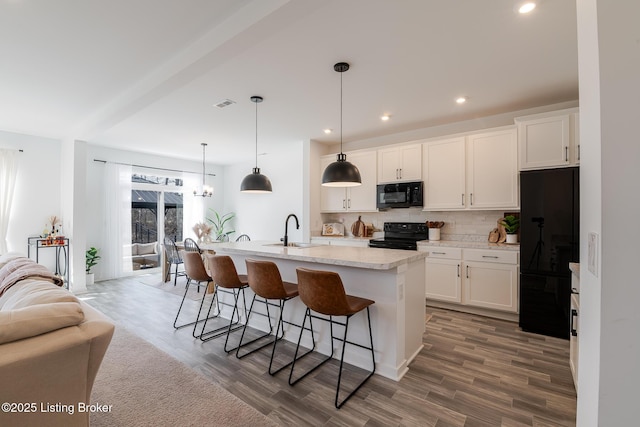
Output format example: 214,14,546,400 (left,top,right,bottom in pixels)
0,253,115,427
